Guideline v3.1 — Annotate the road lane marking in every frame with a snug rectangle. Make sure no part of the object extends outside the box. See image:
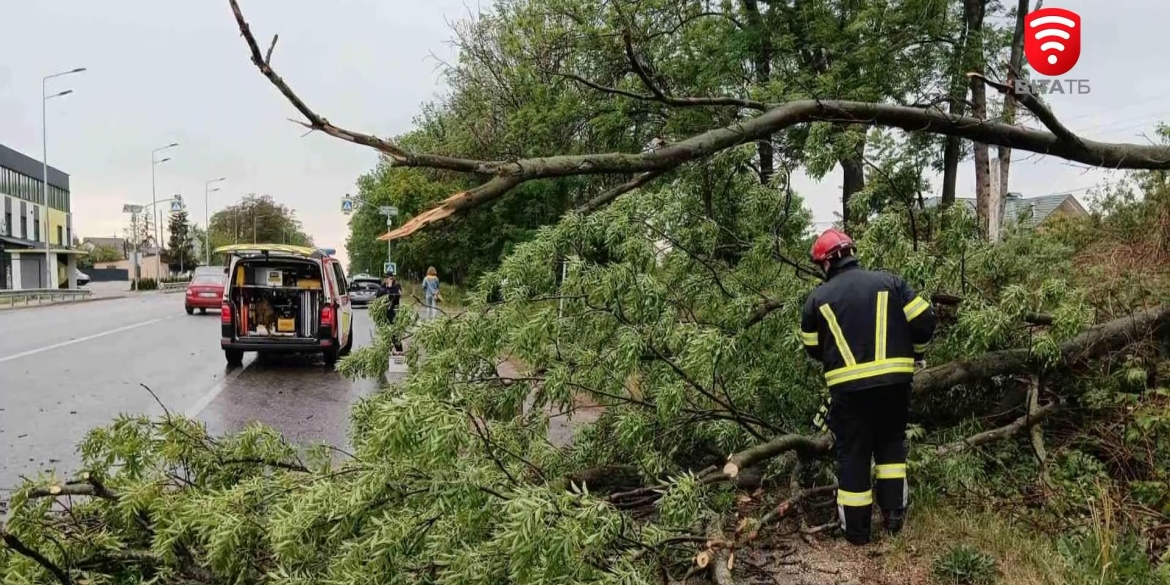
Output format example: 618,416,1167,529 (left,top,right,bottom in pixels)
184,356,255,419
0,317,171,364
